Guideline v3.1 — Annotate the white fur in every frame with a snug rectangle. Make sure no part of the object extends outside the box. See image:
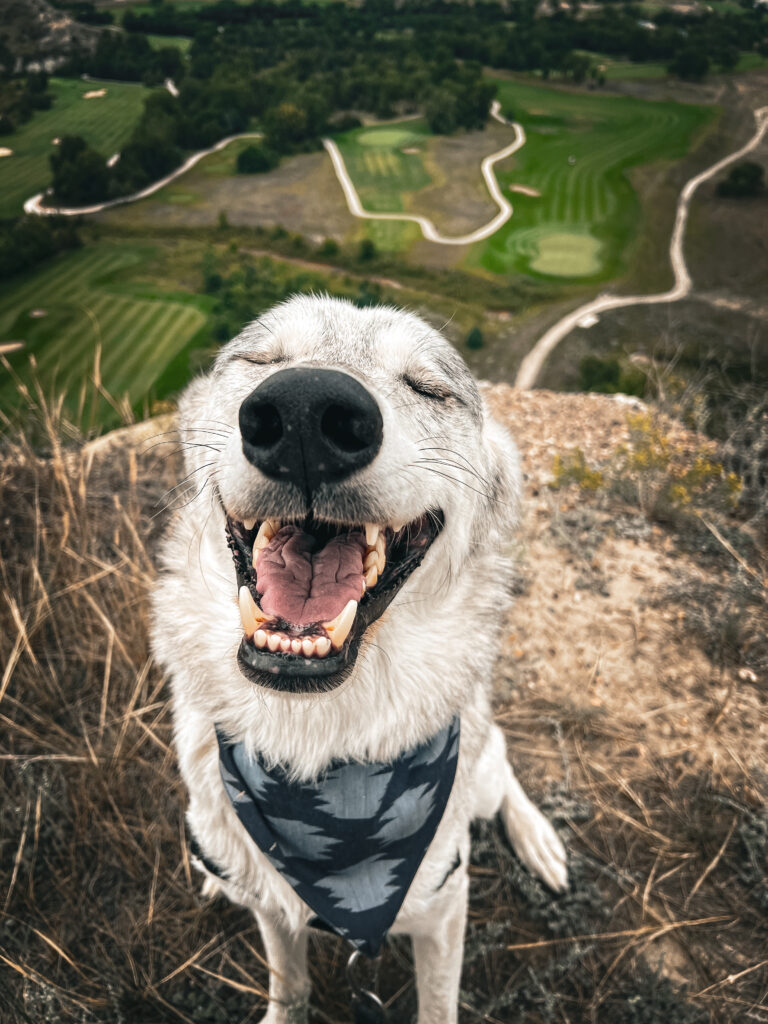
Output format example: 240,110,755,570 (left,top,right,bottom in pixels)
152,296,567,1023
